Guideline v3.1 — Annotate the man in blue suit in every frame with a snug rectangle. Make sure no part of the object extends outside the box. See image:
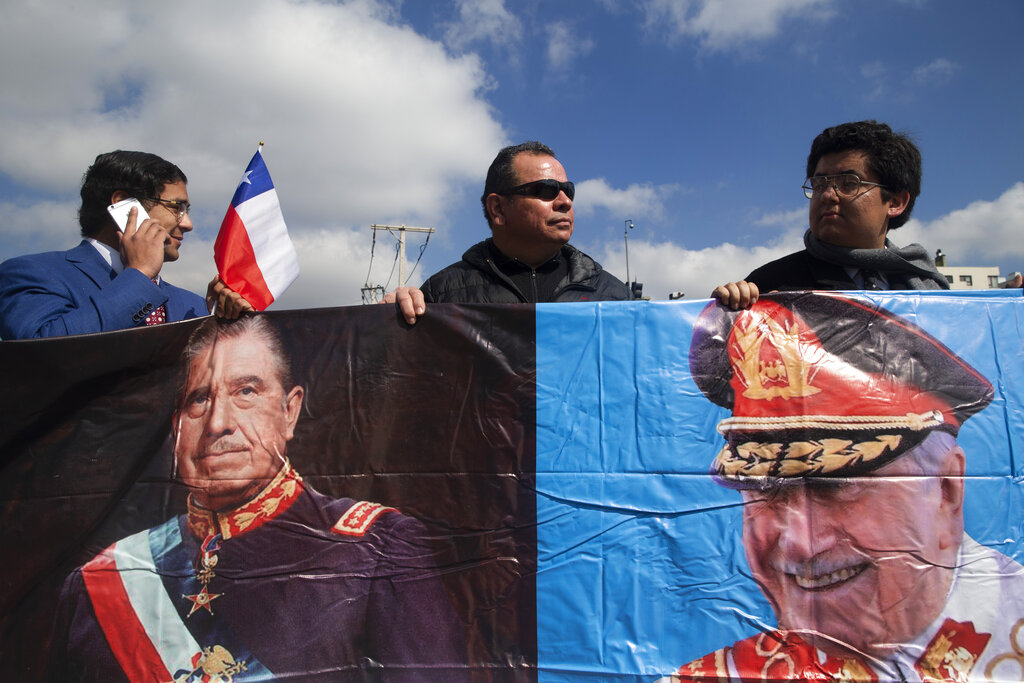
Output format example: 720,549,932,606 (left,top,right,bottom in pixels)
0,150,209,339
